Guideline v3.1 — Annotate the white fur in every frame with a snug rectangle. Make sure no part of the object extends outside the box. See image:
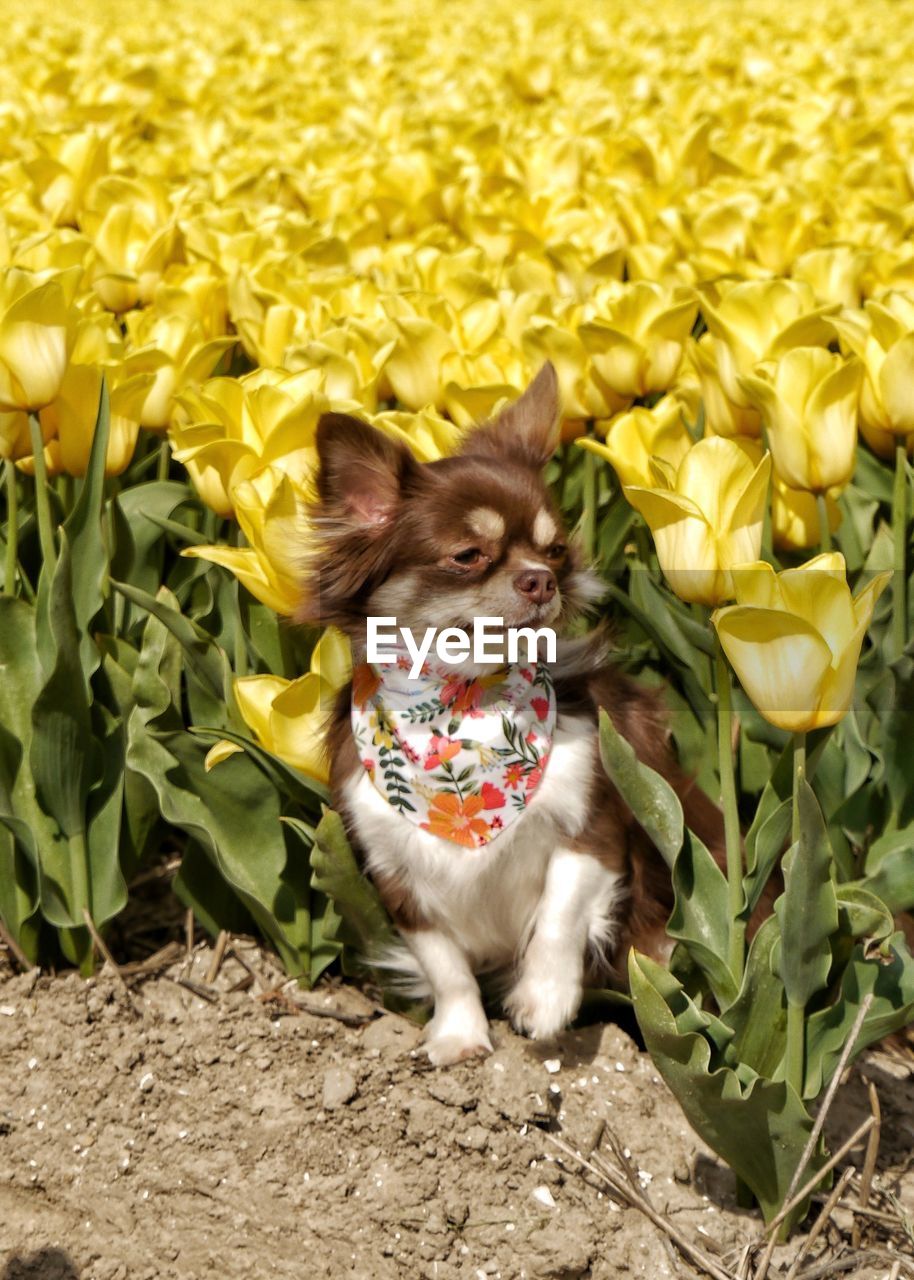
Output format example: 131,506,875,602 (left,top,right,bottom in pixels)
341,713,625,1064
